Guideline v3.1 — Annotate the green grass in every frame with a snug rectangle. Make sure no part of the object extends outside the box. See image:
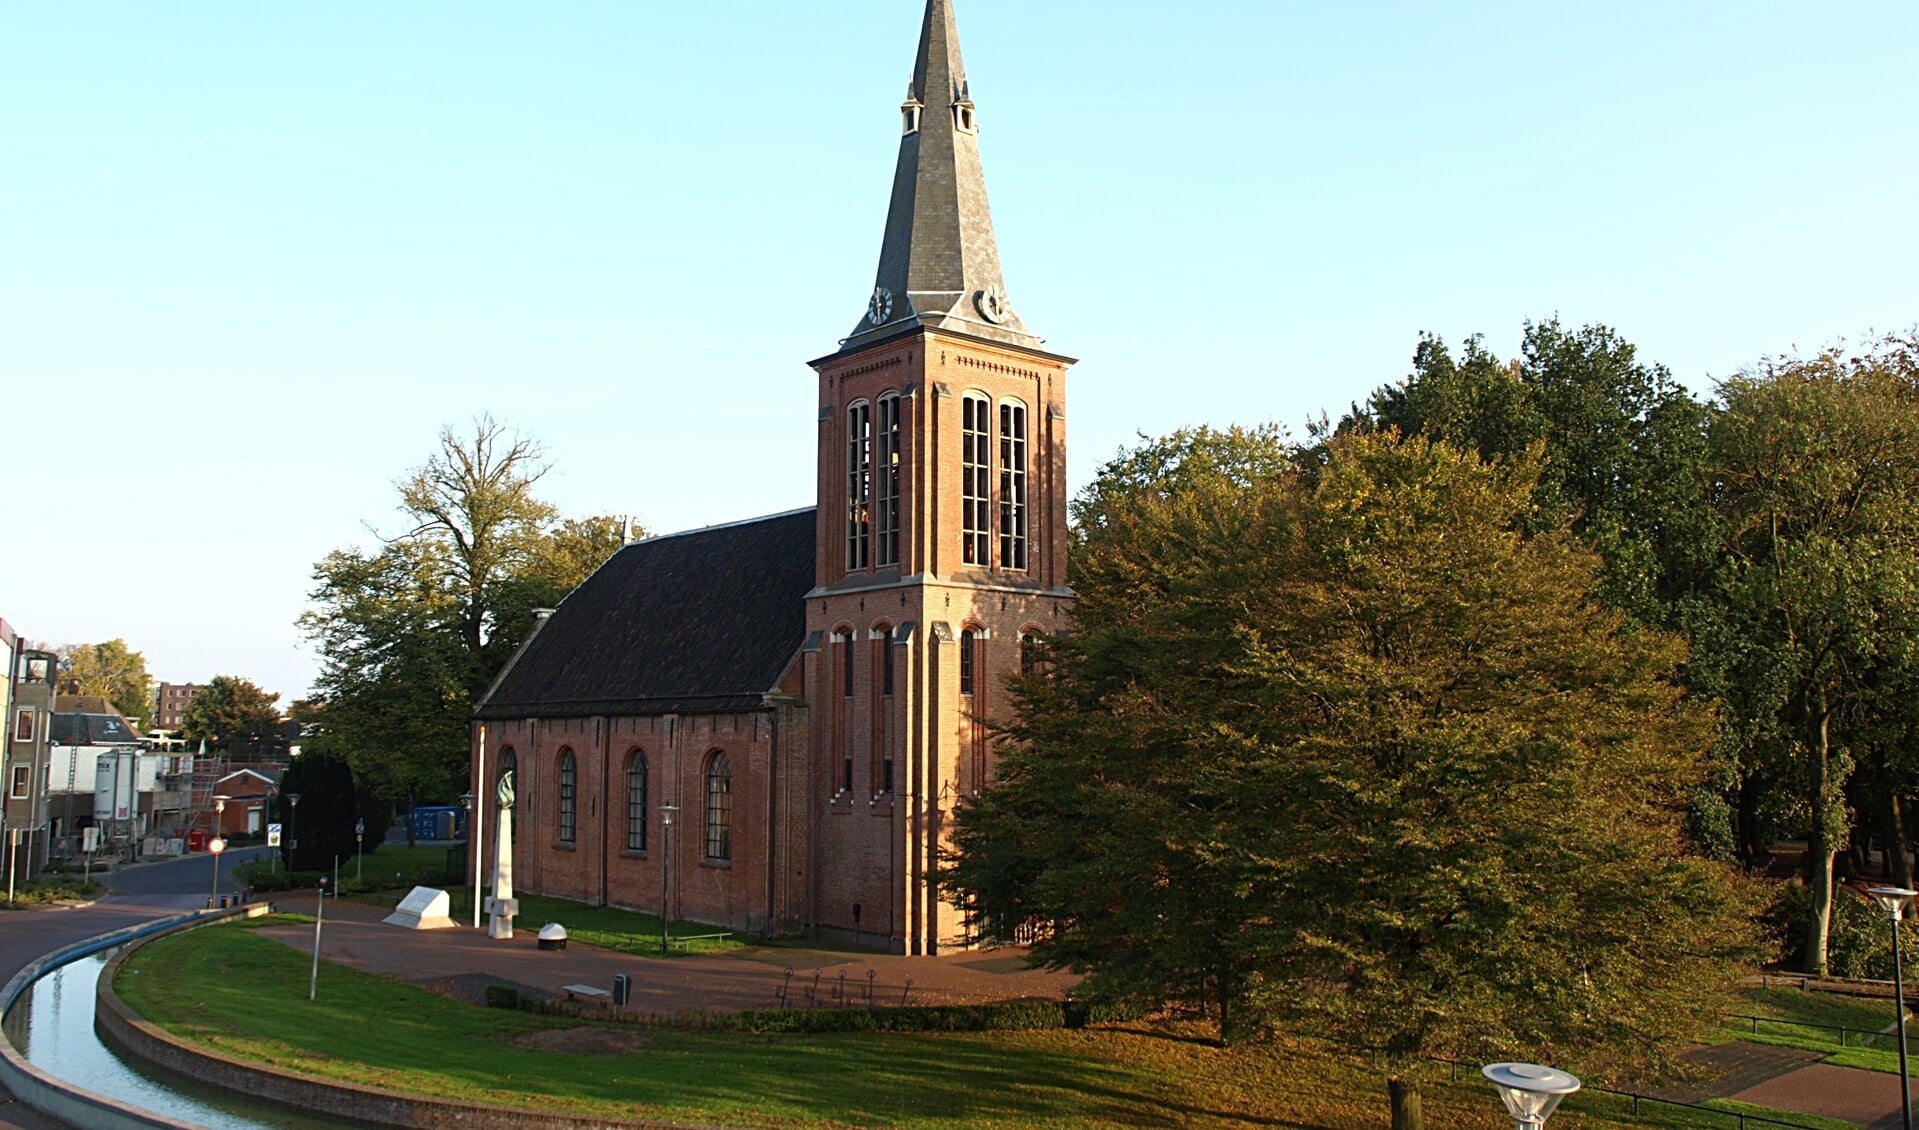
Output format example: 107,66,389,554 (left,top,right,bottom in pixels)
114,921,1835,1130
351,883,745,958
1717,986,1907,1074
